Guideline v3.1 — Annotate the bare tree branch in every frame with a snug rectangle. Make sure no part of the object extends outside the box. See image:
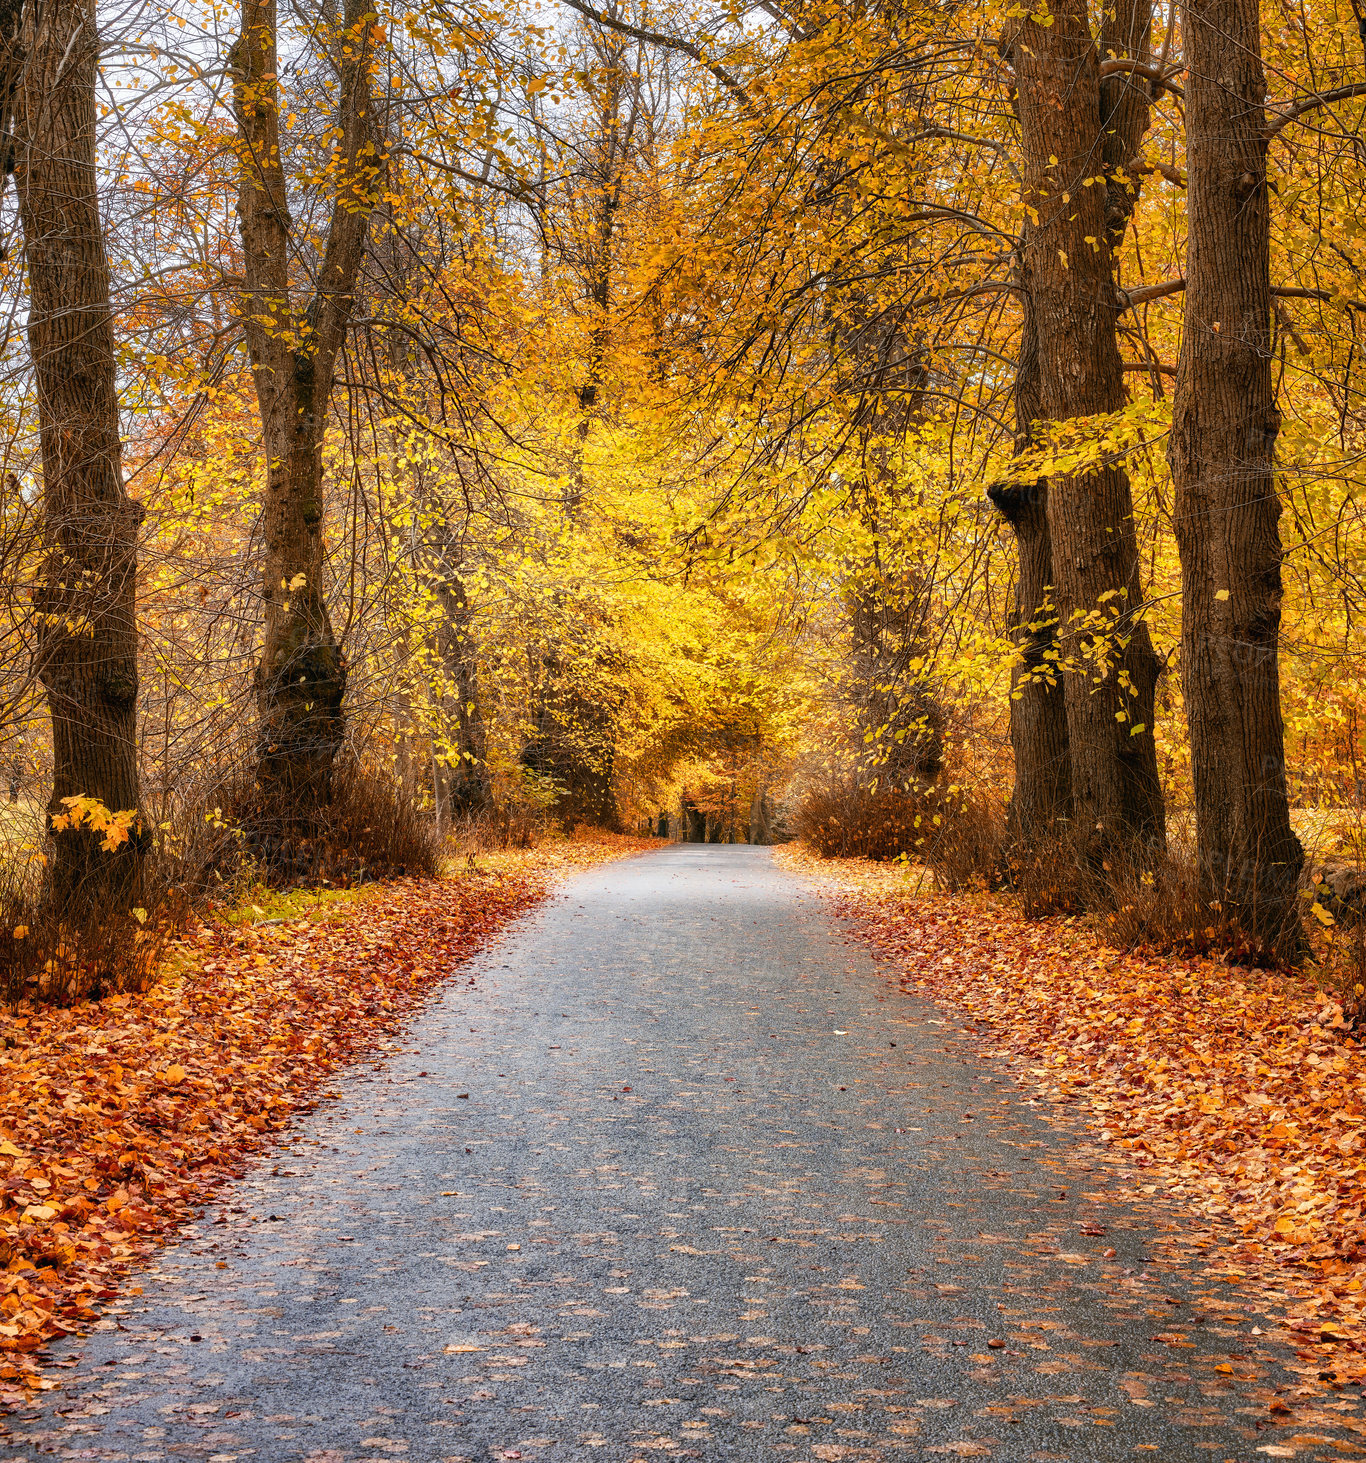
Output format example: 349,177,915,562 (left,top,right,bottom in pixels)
560,0,752,113
1266,82,1366,139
